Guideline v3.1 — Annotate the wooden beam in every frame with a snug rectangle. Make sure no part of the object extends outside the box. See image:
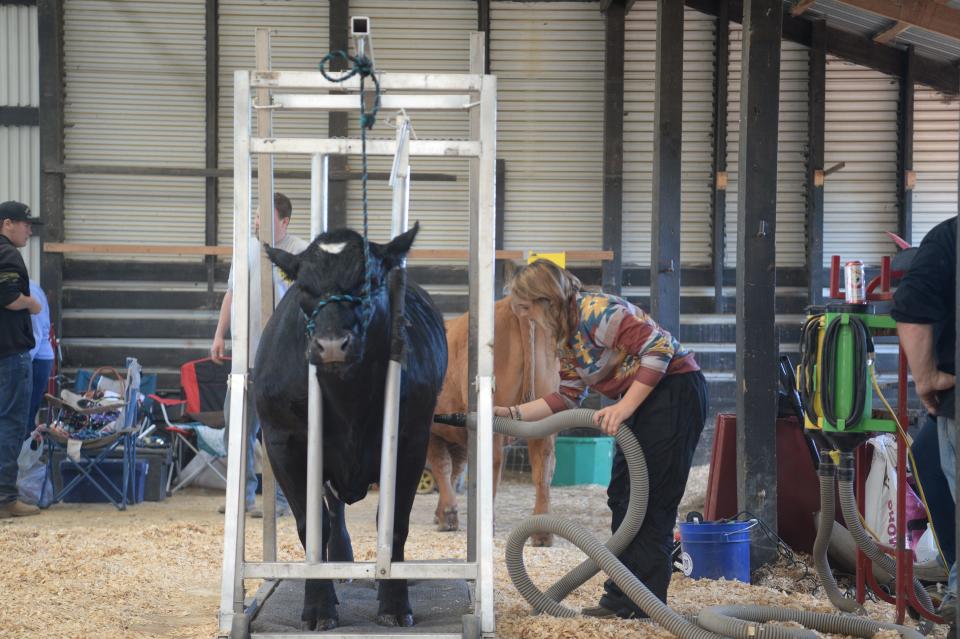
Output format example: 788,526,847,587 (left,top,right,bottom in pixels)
204,0,218,294
807,19,826,306
43,242,613,263
0,106,39,126
650,0,683,333
736,0,782,562
897,46,916,245
791,0,817,16
710,1,730,313
602,0,626,296
45,243,234,256
874,20,910,44
684,0,959,95
839,0,960,42
38,0,64,335
42,163,456,181
327,0,349,229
